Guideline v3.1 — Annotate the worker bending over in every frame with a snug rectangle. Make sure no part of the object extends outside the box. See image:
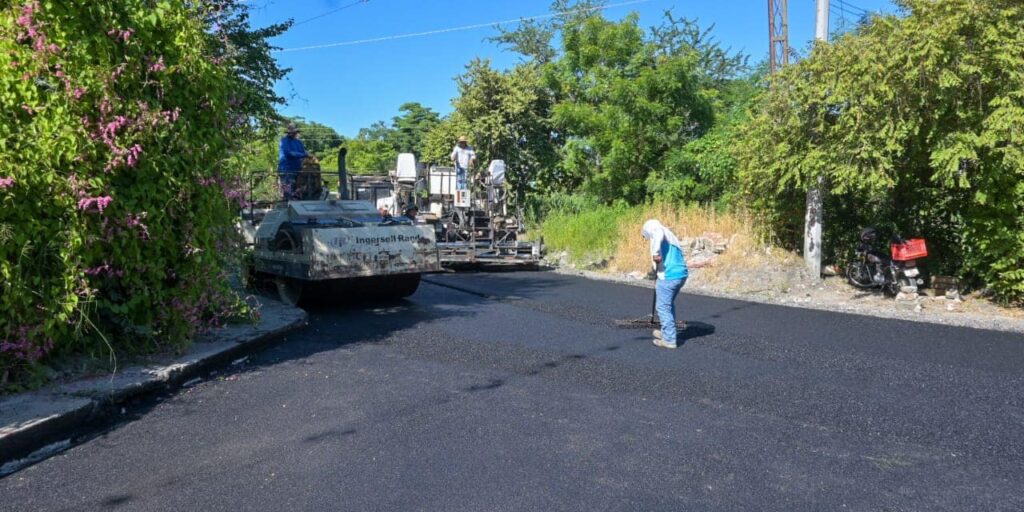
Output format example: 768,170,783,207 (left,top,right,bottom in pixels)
641,219,690,349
